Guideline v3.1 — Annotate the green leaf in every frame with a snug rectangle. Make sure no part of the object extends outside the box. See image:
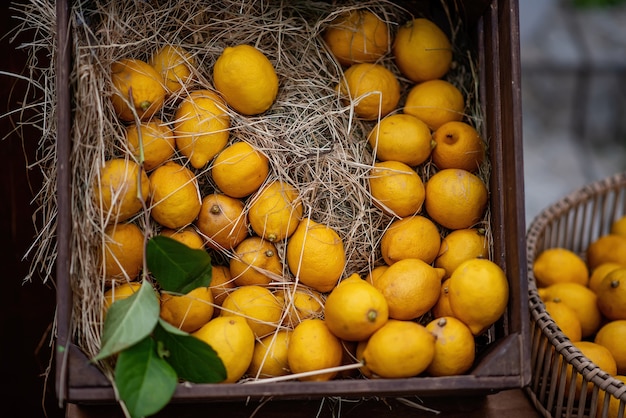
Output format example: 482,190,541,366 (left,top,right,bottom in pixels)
147,235,212,294
115,336,178,418
154,319,226,383
94,280,160,361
